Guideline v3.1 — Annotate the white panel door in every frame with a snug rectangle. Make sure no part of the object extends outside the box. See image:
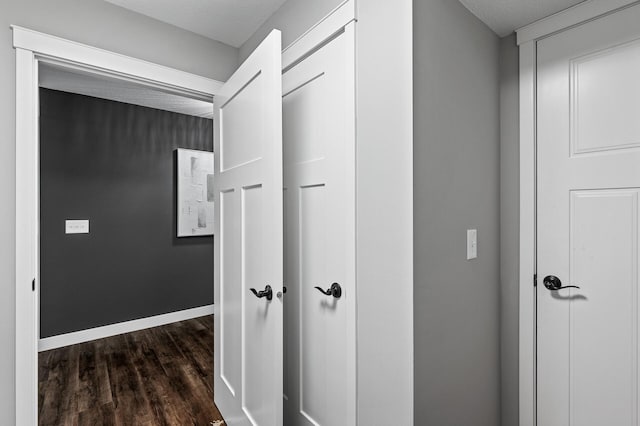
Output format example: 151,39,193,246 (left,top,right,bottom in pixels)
282,25,356,426
537,5,640,425
213,30,283,426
